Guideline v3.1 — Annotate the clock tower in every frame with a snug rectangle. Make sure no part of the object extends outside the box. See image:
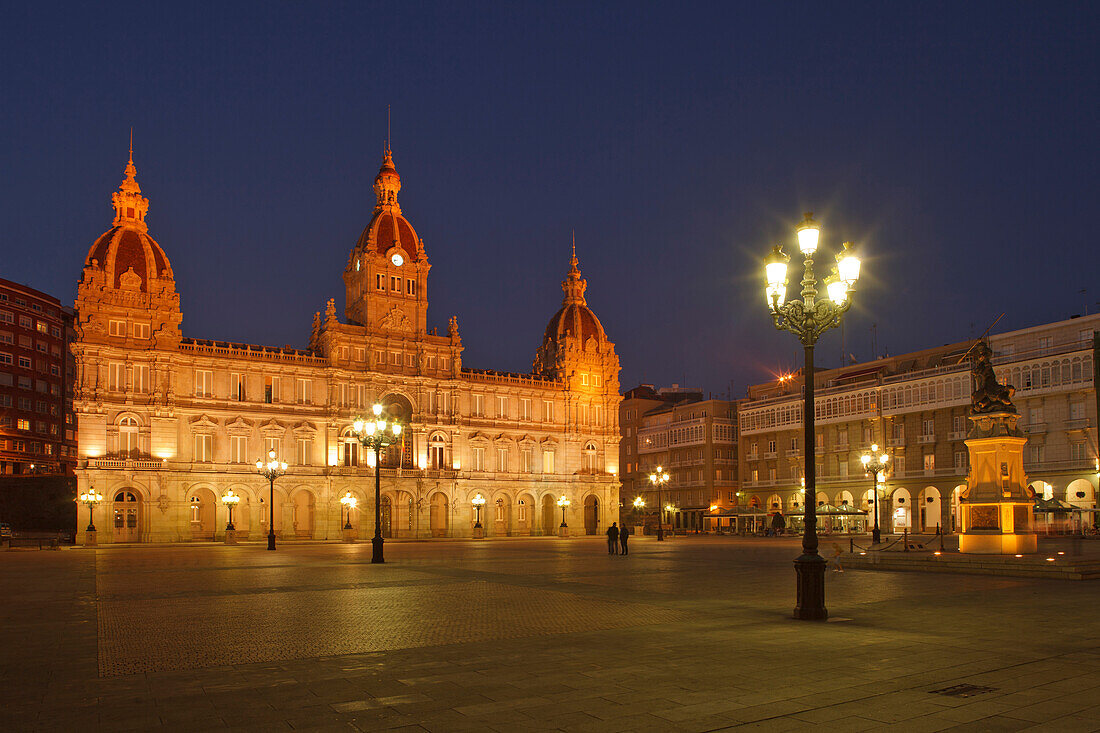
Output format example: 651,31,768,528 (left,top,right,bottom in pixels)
343,145,430,335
